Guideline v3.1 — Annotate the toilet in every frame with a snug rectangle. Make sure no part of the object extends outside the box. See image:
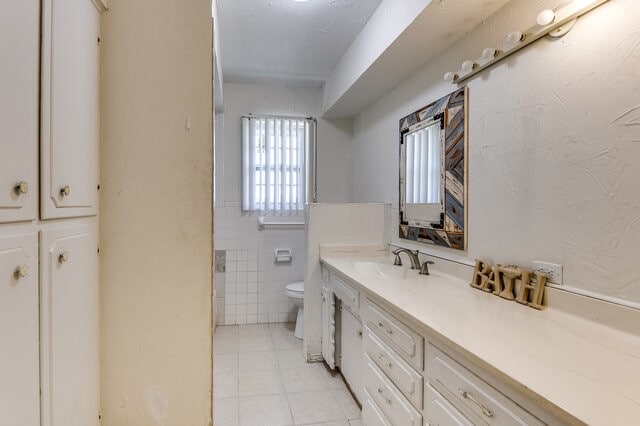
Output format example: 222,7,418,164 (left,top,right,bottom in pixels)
286,281,304,339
